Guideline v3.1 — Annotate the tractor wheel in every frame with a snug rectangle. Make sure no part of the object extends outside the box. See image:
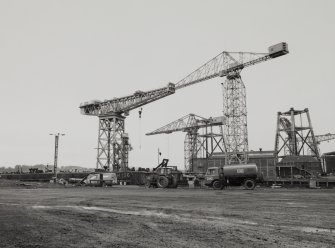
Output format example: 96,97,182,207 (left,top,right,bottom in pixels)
157,176,169,188
170,175,178,188
243,179,256,190
212,180,223,190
